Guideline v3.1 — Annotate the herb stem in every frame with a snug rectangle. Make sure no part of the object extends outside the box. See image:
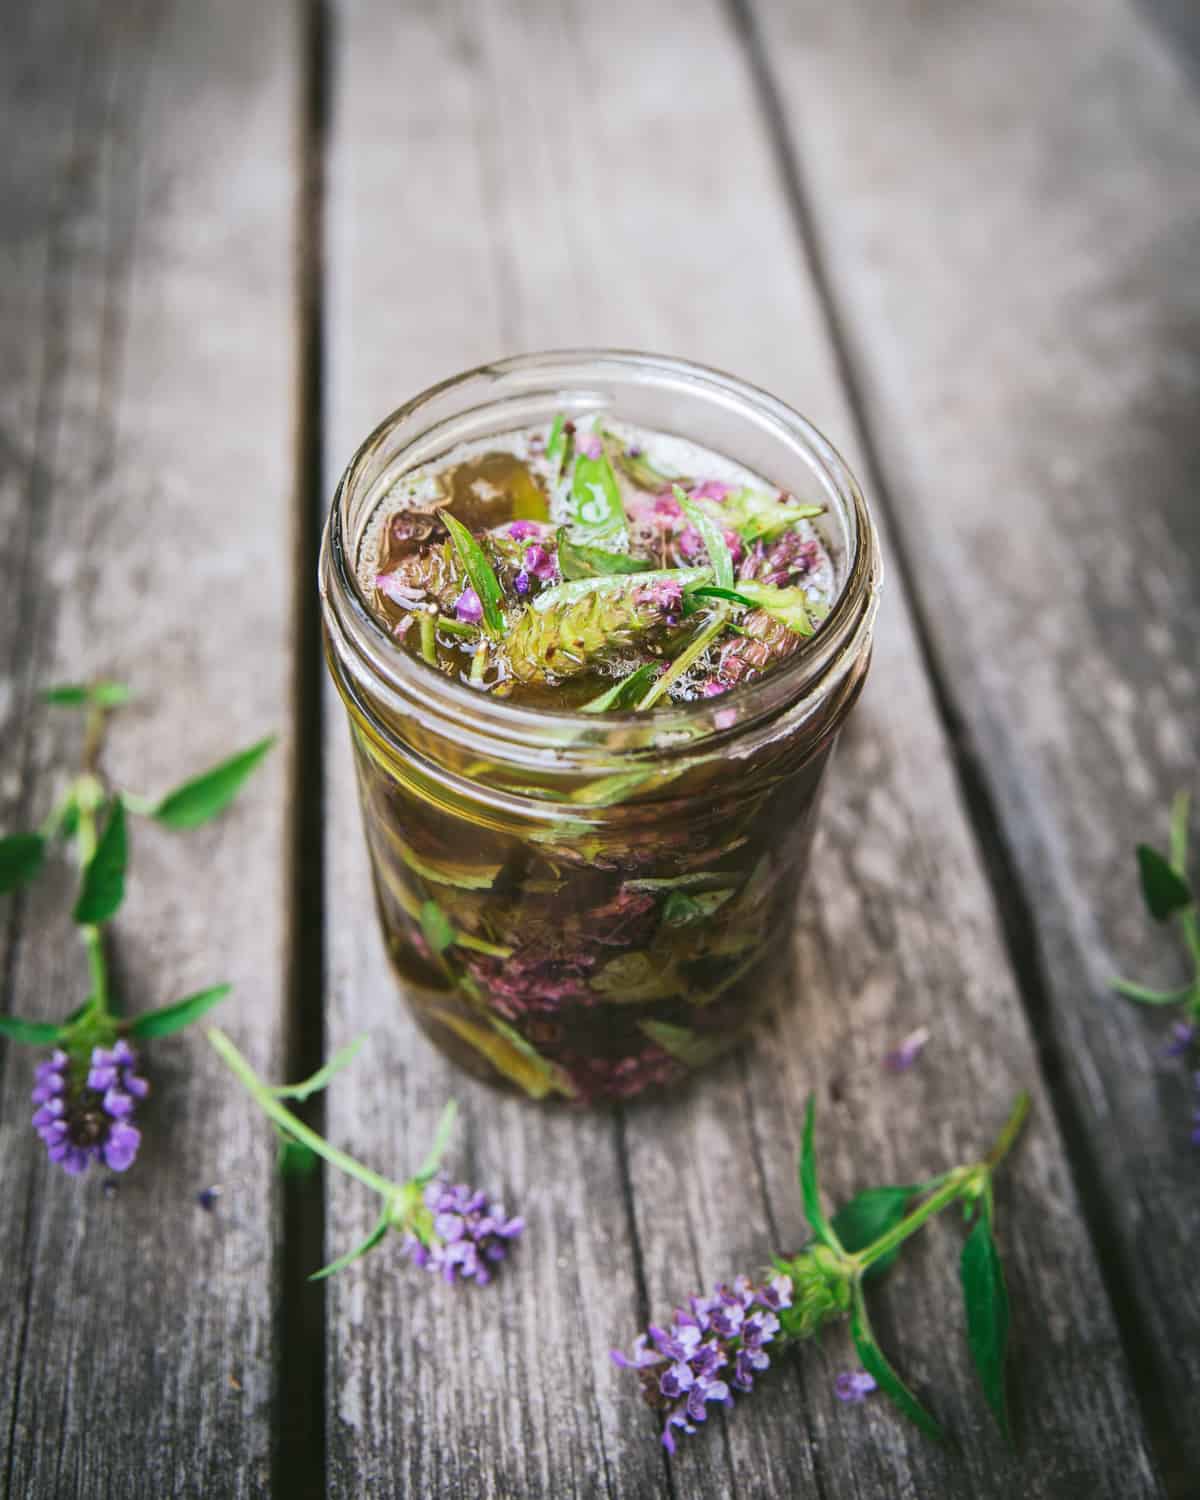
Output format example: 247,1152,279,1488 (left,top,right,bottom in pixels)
983,1089,1032,1171
419,610,437,666
854,1092,1031,1272
638,610,728,710
74,773,111,1018
853,1168,973,1272
207,1027,403,1201
470,641,488,685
